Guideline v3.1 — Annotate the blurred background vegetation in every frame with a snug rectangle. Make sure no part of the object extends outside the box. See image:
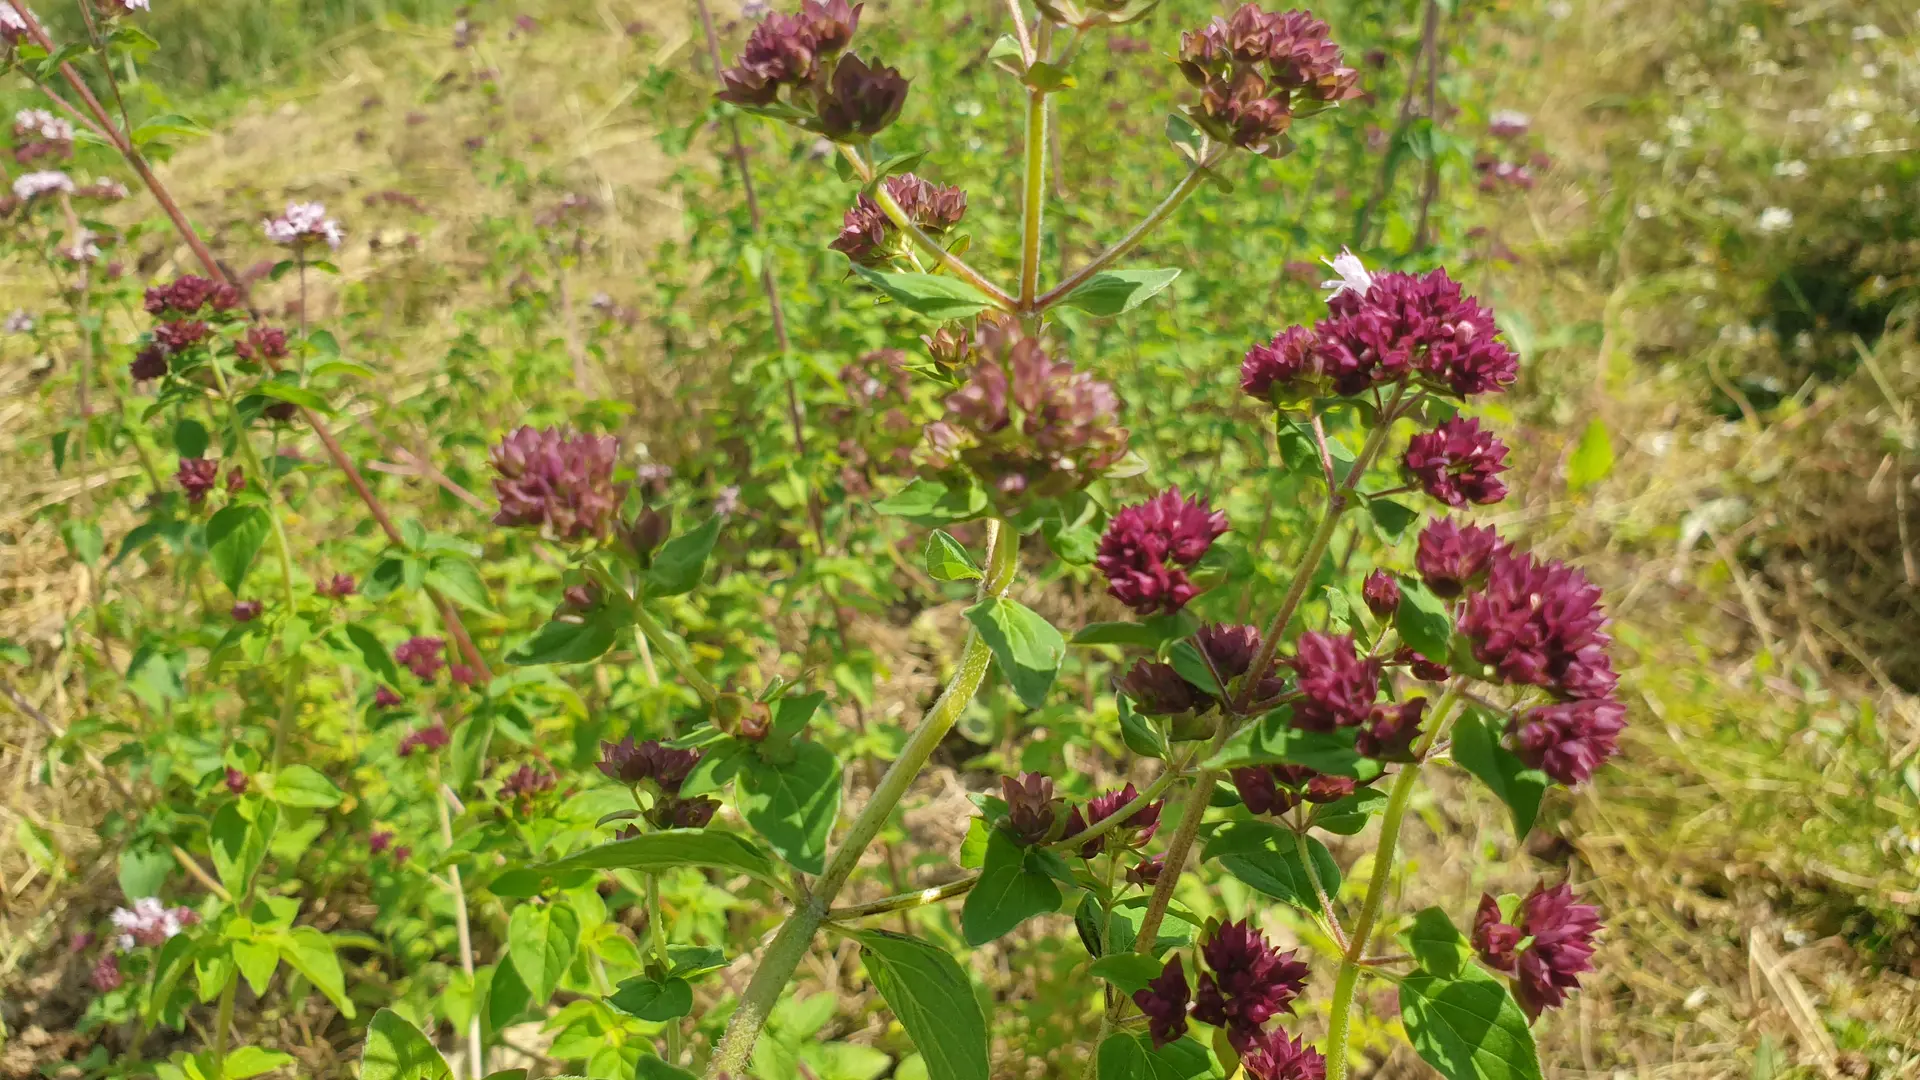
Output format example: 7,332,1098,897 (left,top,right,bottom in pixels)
2,0,1917,1075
